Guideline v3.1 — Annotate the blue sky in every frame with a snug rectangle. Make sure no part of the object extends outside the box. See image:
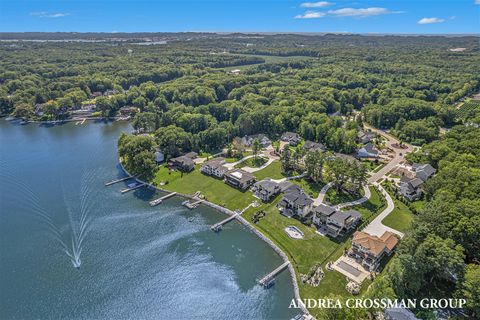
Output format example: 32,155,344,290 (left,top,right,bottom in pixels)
0,0,478,34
